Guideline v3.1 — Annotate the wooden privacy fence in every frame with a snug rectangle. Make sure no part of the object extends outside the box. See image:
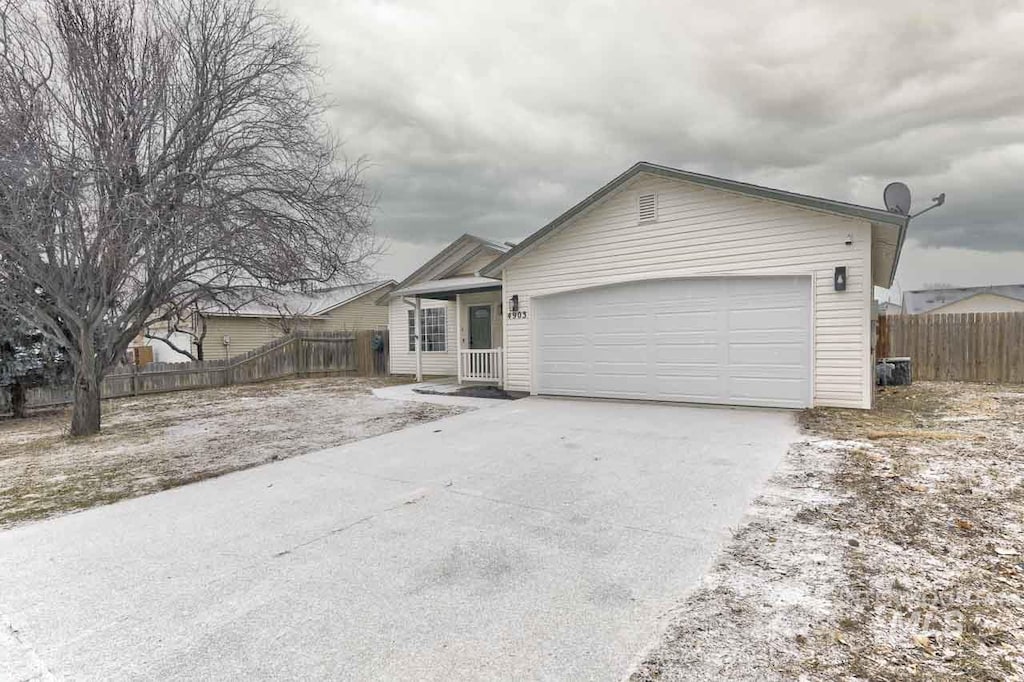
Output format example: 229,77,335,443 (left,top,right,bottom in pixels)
1,329,389,414
877,312,1024,383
